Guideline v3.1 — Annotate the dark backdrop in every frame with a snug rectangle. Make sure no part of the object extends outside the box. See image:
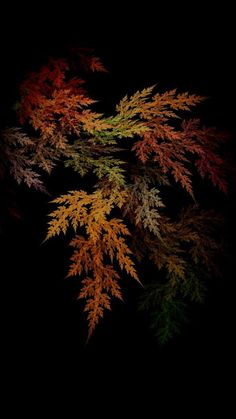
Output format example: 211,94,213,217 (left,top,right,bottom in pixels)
1,3,235,410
